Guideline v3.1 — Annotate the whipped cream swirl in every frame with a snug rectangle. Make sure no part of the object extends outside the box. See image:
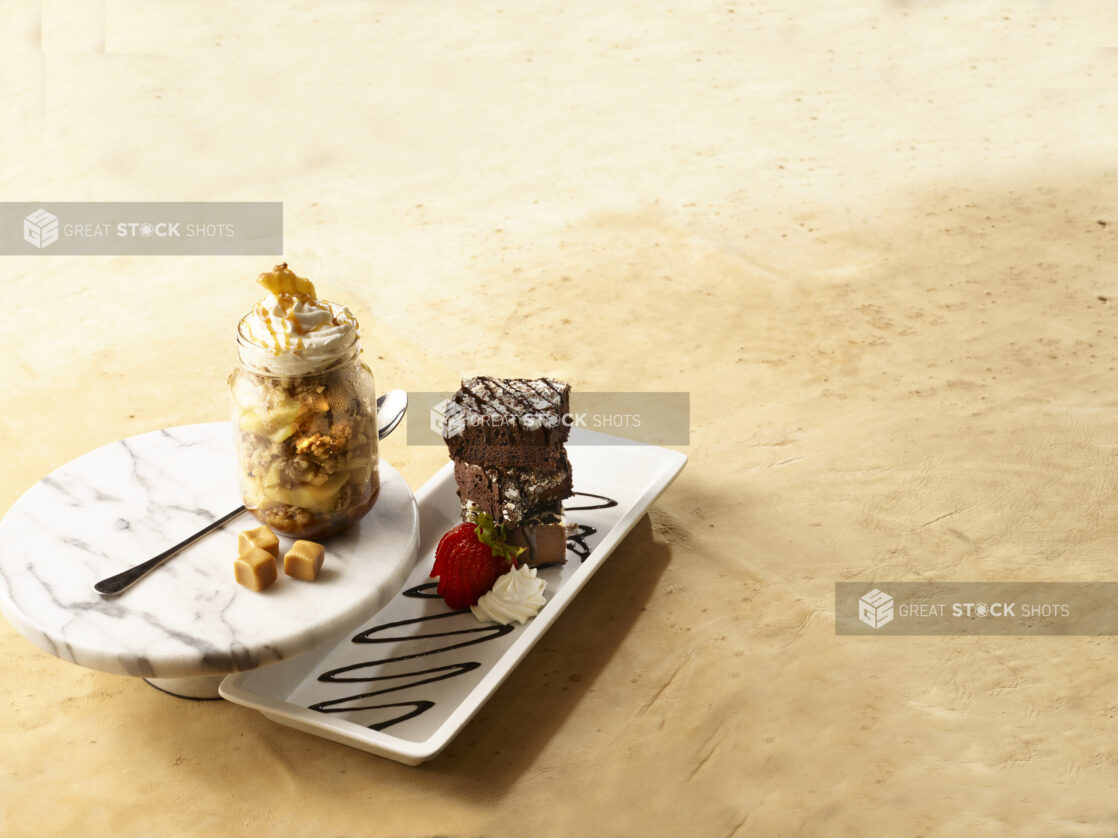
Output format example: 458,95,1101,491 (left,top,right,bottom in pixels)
237,265,359,375
471,564,548,625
